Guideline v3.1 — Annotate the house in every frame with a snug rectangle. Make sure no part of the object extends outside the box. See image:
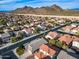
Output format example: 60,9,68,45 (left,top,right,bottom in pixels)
26,55,35,59
0,33,11,43
45,32,59,39
37,24,46,31
39,44,56,58
3,28,12,33
7,22,13,27
72,41,79,52
72,36,79,41
62,26,73,32
0,25,5,29
11,26,20,31
22,28,33,36
72,36,79,52
34,52,48,59
71,23,78,28
57,20,65,24
72,41,79,48
24,38,47,53
24,24,30,28
71,27,79,34
57,50,77,59
58,34,73,45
